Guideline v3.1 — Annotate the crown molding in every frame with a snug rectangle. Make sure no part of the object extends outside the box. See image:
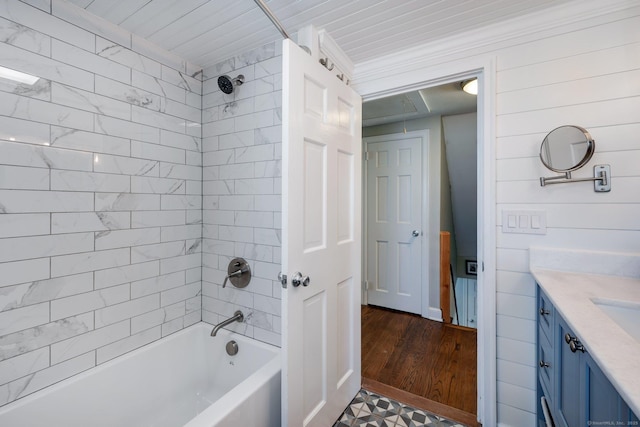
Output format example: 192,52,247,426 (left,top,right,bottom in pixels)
352,0,638,90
